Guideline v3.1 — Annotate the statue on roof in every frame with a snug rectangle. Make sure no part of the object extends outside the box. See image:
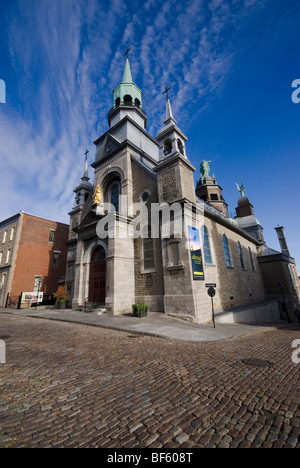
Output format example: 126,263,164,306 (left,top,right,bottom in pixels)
236,182,245,198
200,160,211,179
